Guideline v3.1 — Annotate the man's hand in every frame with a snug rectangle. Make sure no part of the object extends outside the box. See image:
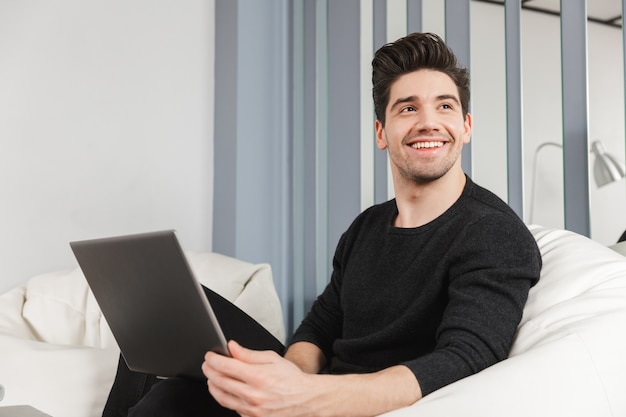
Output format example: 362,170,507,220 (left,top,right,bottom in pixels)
202,340,322,417
202,340,422,417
